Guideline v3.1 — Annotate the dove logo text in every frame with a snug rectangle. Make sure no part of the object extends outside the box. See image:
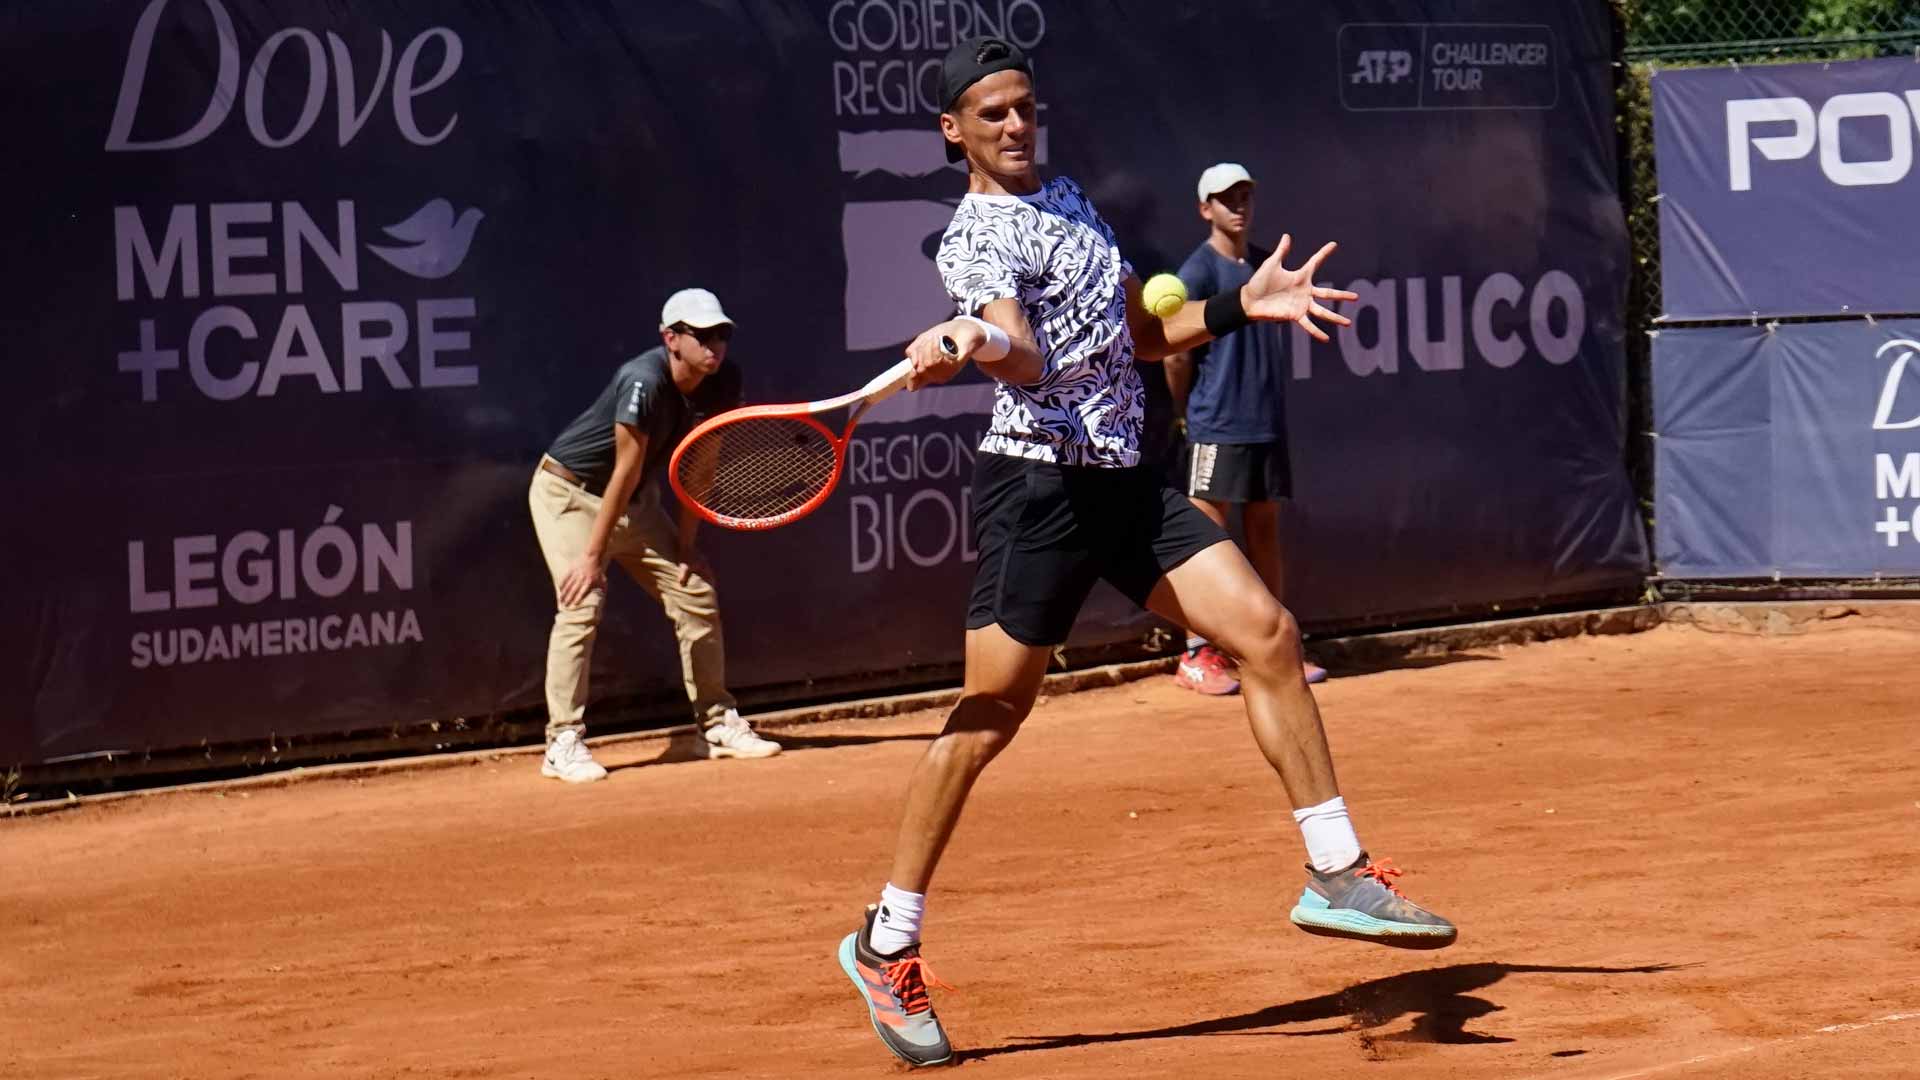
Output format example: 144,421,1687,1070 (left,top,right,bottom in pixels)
105,0,462,152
